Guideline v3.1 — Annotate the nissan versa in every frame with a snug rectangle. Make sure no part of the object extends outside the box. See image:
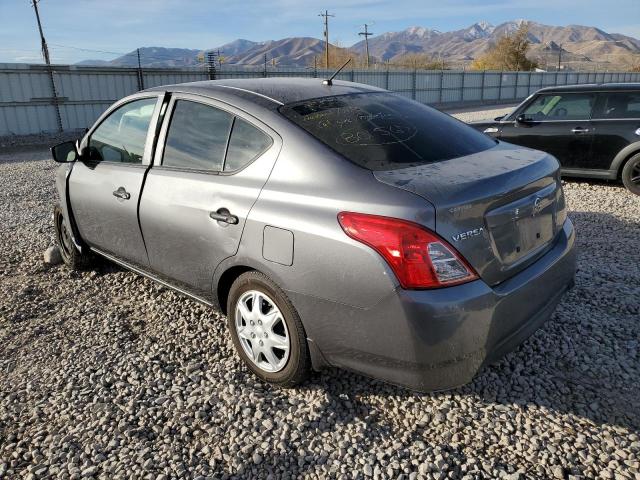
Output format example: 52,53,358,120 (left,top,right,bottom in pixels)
51,78,576,391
